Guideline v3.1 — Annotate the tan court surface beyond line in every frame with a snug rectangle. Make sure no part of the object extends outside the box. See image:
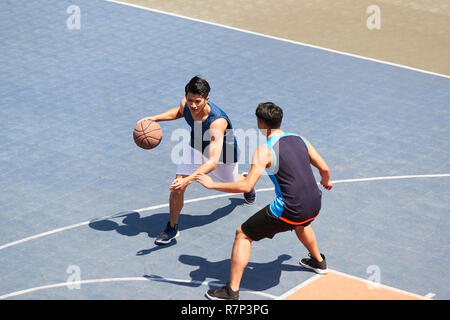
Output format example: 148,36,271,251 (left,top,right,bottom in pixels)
284,271,424,300
119,0,450,76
